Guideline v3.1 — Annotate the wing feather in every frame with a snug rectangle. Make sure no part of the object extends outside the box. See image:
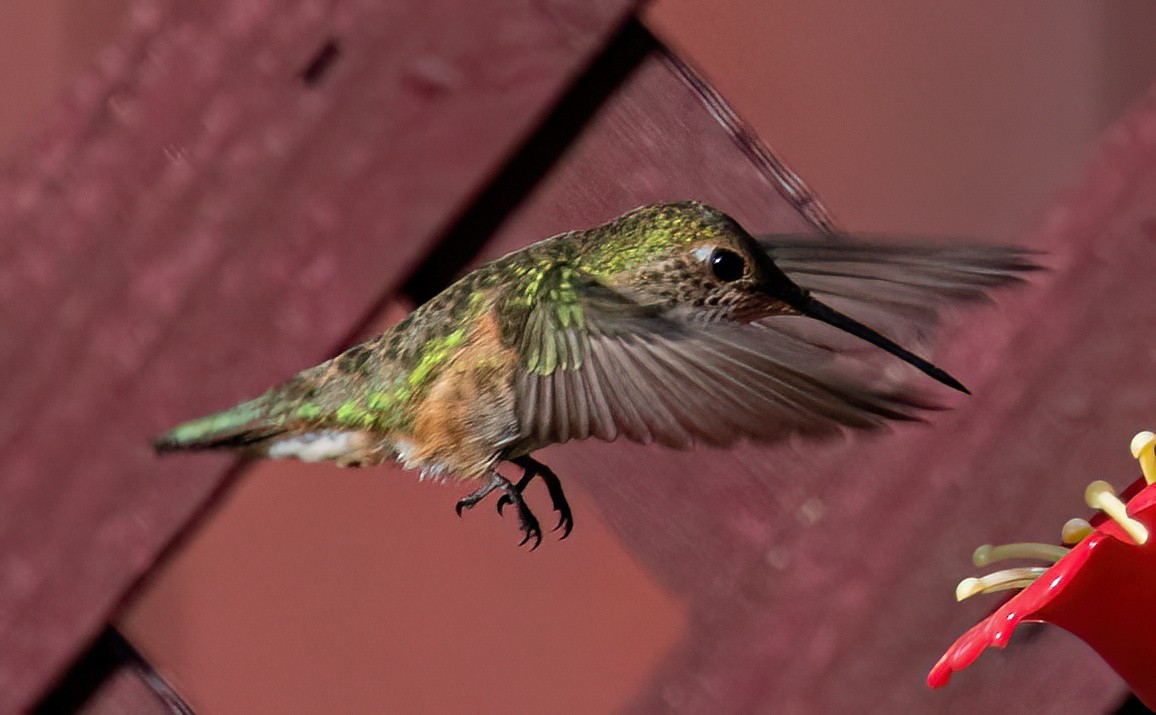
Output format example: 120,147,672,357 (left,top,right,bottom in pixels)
509,263,933,452
763,237,1037,330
